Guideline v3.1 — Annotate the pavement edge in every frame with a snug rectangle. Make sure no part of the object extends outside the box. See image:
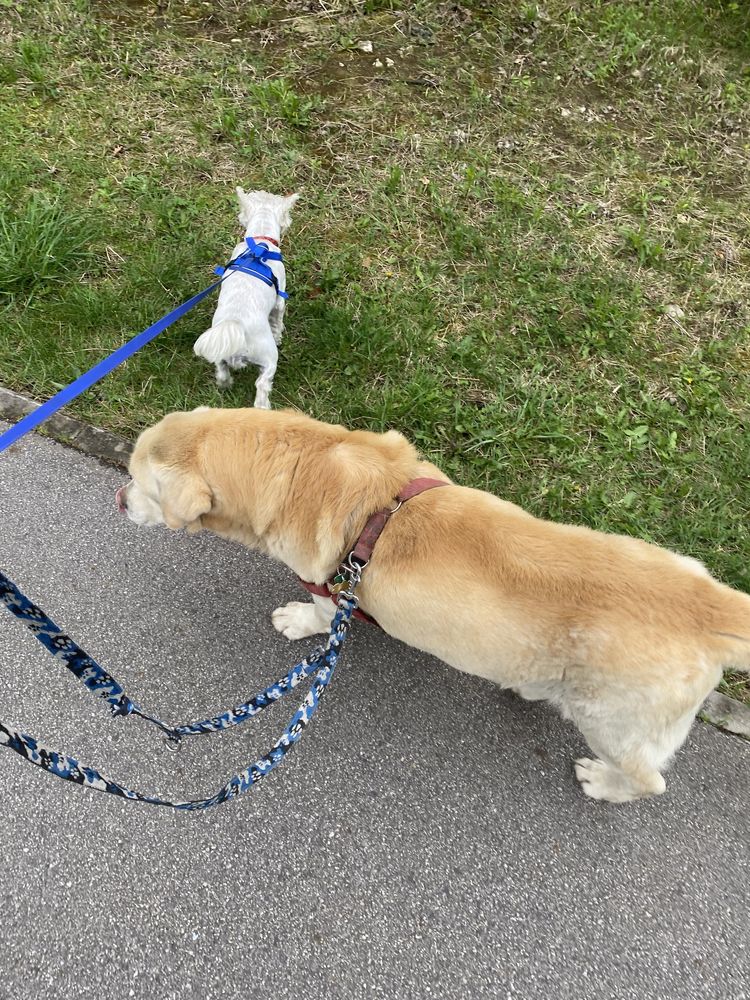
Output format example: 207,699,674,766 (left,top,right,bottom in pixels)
0,386,131,470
